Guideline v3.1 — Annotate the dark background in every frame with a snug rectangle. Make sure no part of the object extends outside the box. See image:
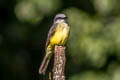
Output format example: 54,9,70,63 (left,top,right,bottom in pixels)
0,0,120,80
